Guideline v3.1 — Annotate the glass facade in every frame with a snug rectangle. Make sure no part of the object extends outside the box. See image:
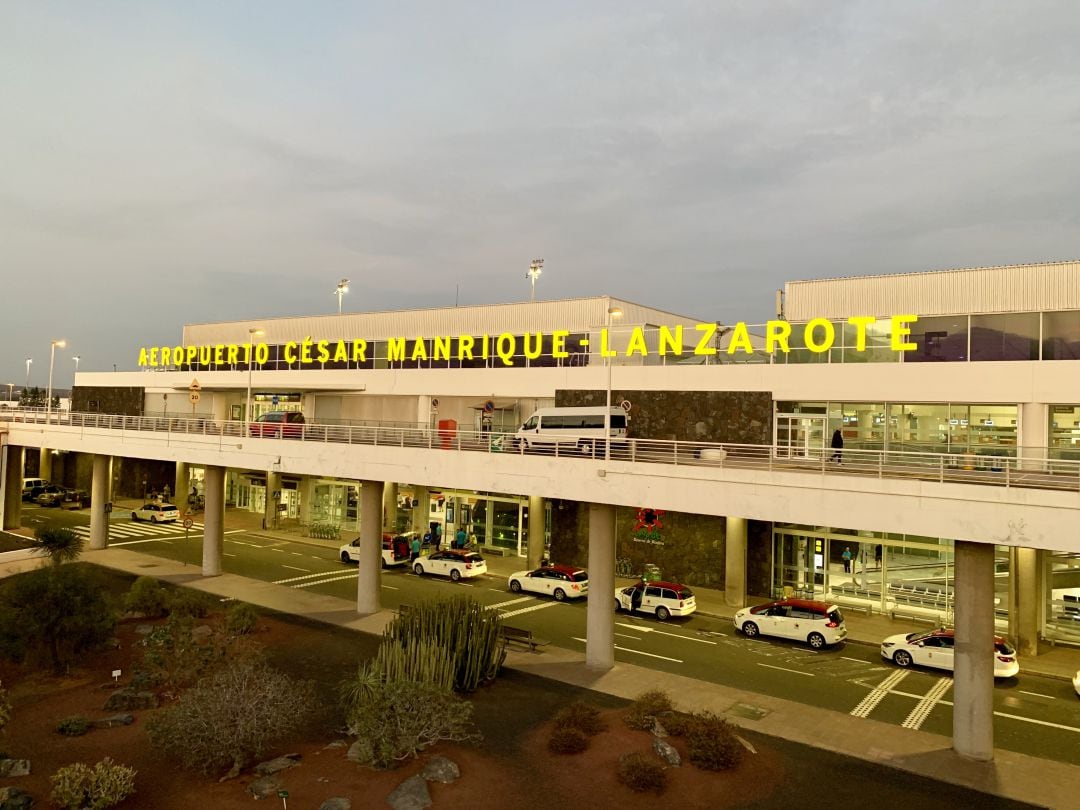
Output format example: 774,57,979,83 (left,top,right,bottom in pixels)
1050,405,1080,461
